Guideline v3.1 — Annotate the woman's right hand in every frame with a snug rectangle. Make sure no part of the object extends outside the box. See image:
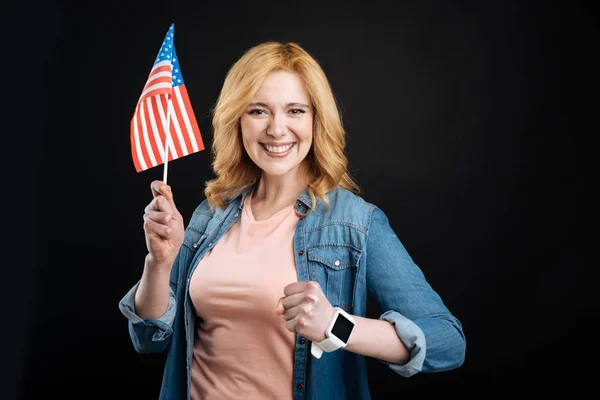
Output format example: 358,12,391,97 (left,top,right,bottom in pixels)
142,180,185,267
